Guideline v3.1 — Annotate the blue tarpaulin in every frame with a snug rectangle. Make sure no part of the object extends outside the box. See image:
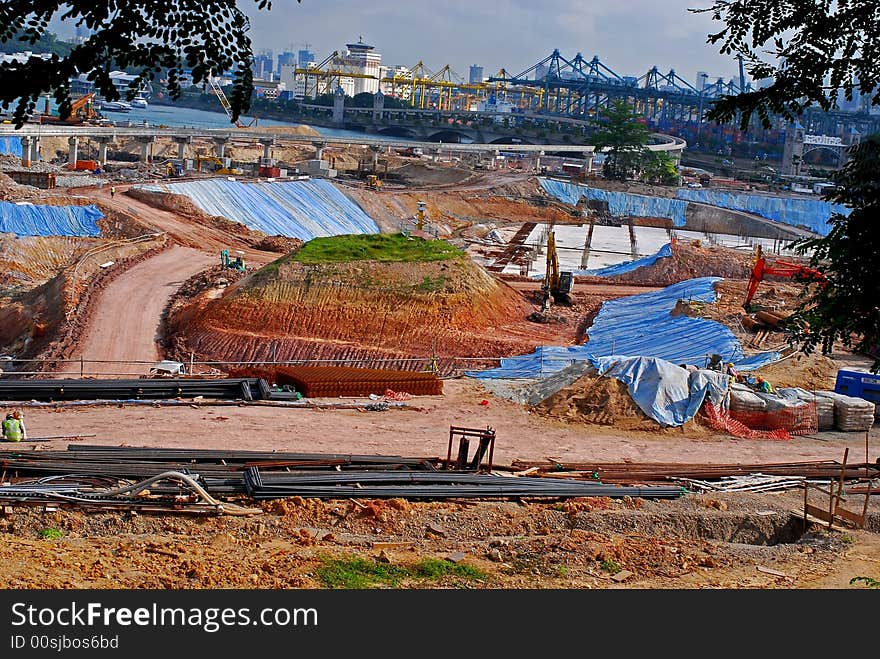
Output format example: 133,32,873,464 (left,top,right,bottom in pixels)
0,137,22,157
675,188,849,236
577,242,672,277
467,277,779,379
540,178,689,226
141,179,379,240
0,201,103,237
589,355,729,427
